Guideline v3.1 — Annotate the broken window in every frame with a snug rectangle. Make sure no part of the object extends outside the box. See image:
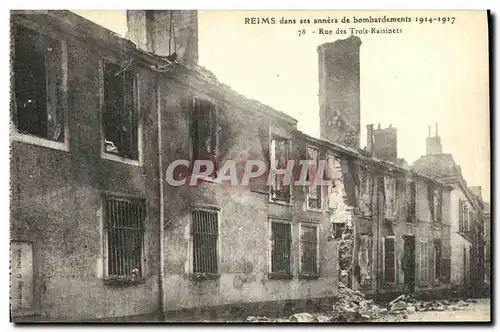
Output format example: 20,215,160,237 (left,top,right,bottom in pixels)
358,167,372,217
12,24,66,142
441,257,451,282
105,196,145,279
270,136,291,203
384,176,397,221
326,154,343,210
432,189,442,223
406,181,416,223
418,241,429,284
307,147,321,210
192,209,218,274
433,239,442,280
191,98,219,177
459,199,464,232
102,61,138,160
384,236,396,283
270,221,292,277
428,185,442,223
300,224,319,275
359,234,373,288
